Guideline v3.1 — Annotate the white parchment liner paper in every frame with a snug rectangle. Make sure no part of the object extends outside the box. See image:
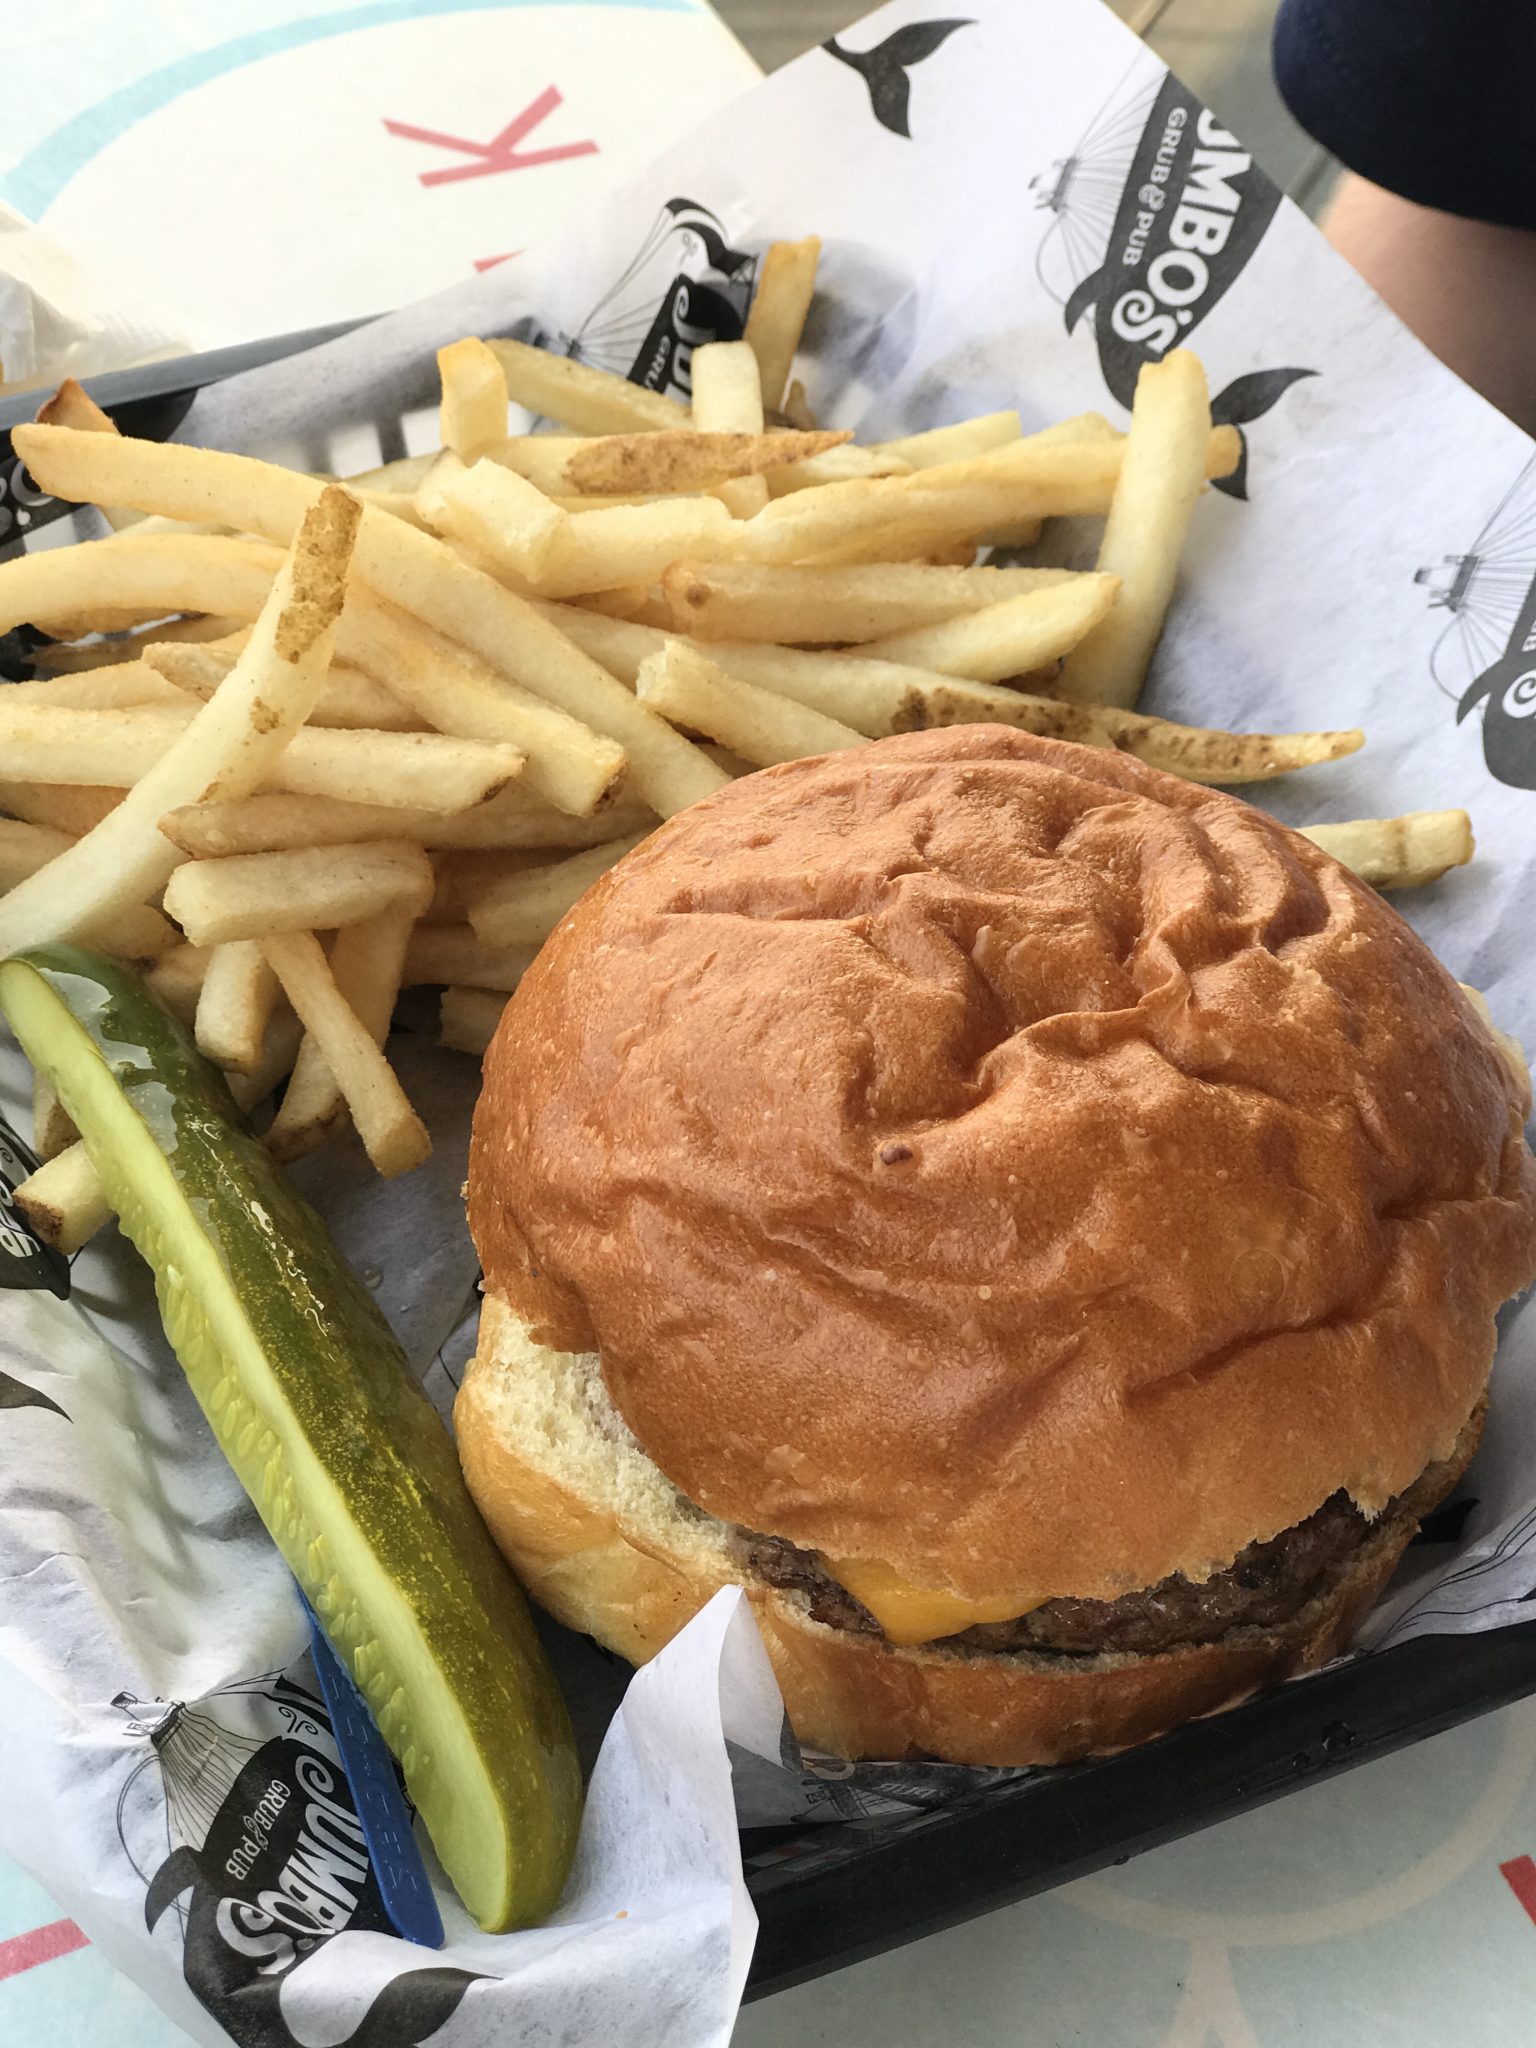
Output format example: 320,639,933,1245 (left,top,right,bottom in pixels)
3,2,1536,2041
